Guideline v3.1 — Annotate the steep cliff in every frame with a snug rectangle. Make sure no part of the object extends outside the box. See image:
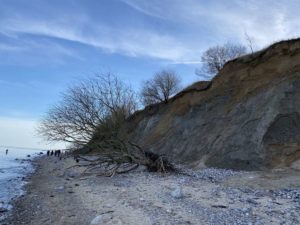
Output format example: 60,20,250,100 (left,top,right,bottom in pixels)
124,39,300,170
